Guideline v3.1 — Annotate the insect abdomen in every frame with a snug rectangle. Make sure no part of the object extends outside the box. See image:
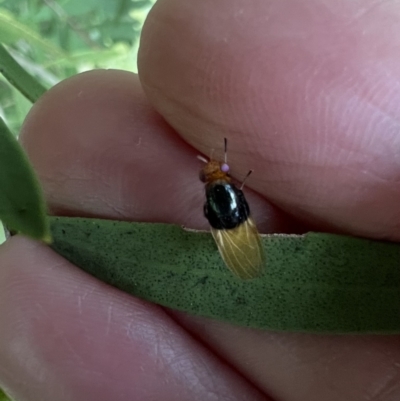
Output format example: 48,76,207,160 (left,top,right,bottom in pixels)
204,182,250,230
